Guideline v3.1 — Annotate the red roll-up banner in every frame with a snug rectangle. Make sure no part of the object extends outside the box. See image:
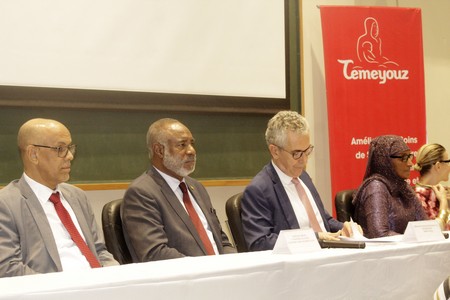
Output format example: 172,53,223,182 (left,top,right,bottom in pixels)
320,6,426,216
